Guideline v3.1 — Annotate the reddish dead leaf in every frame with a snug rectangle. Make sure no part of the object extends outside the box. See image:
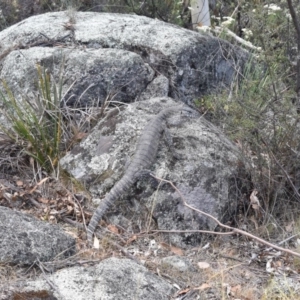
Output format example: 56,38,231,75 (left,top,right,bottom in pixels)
177,288,191,295
274,260,282,268
126,235,137,245
160,242,171,251
195,283,211,291
231,284,241,295
227,248,237,256
197,262,210,269
74,132,88,142
160,242,184,255
38,197,50,204
107,224,119,234
170,245,184,256
12,193,19,201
